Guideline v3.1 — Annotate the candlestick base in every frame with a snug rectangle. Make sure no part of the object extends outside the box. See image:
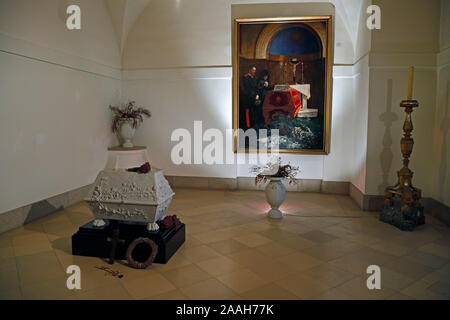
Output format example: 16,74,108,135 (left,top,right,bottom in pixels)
380,203,425,231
